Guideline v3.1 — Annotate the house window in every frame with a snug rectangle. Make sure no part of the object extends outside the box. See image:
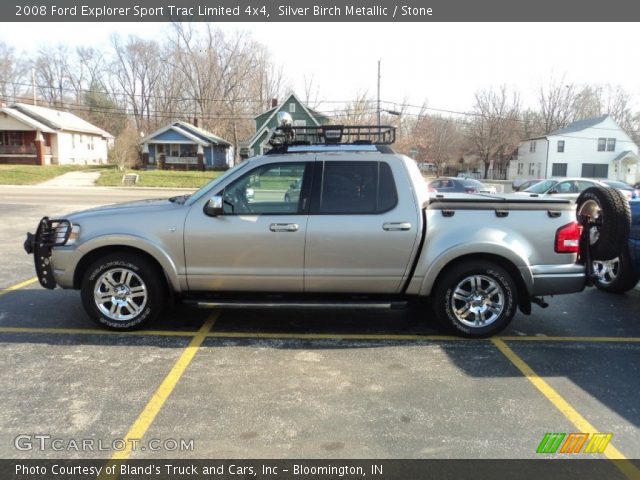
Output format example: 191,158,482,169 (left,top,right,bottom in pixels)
289,103,296,113
9,131,23,146
581,163,608,178
157,144,165,154
606,138,616,152
528,163,536,175
557,140,565,153
597,138,606,151
529,141,536,153
517,163,523,175
552,163,567,176
171,144,179,157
